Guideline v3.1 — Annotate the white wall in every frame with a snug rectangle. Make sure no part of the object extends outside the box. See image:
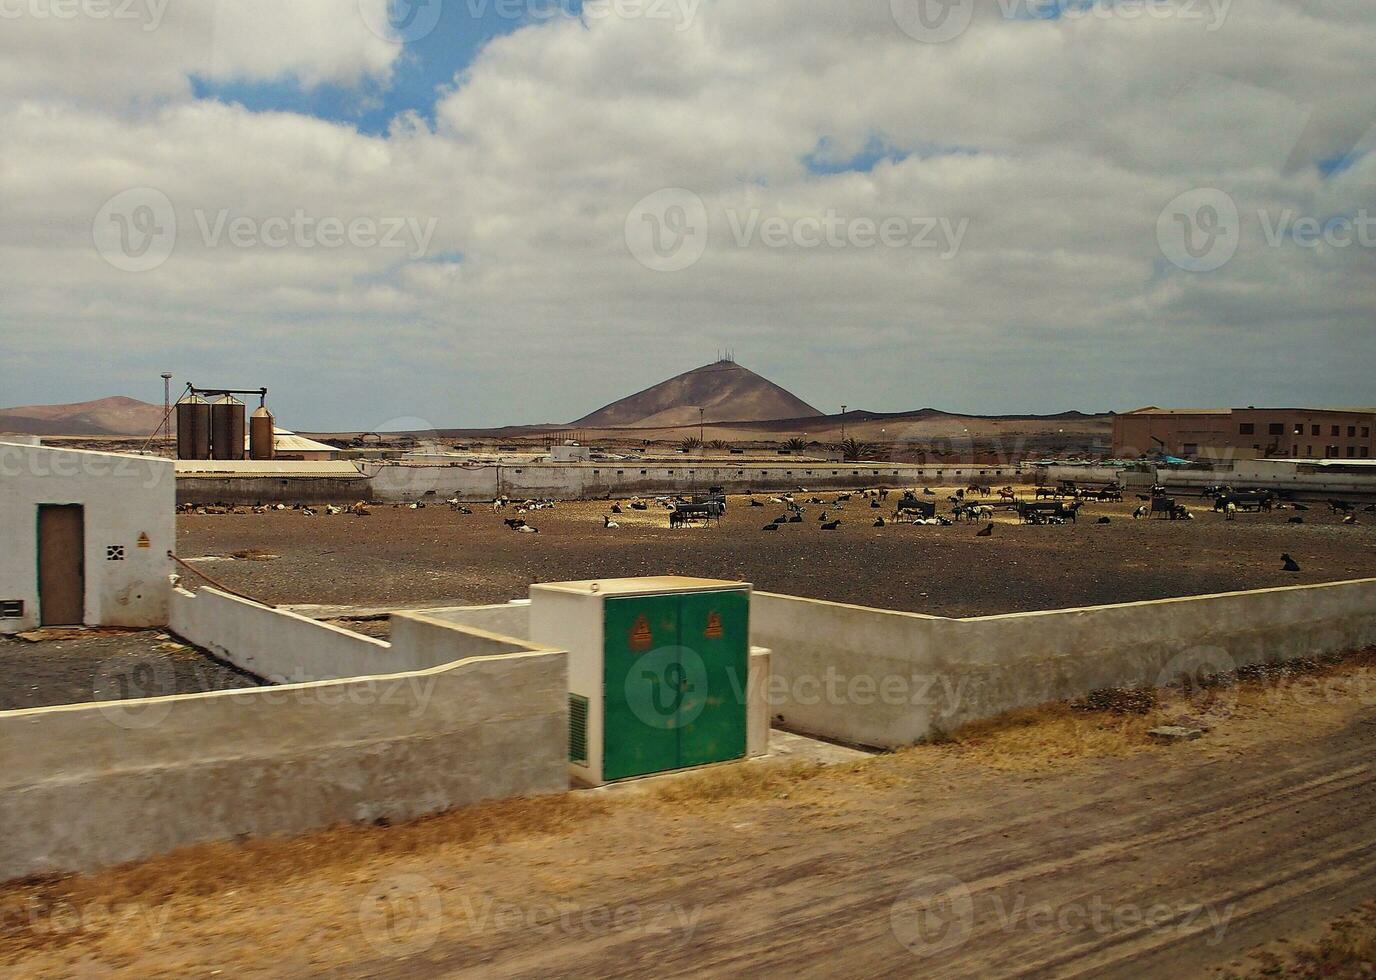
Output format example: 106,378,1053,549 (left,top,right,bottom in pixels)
170,586,394,682
422,600,532,640
752,578,1376,749
0,442,174,633
0,639,568,882
367,462,1021,502
169,588,547,684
